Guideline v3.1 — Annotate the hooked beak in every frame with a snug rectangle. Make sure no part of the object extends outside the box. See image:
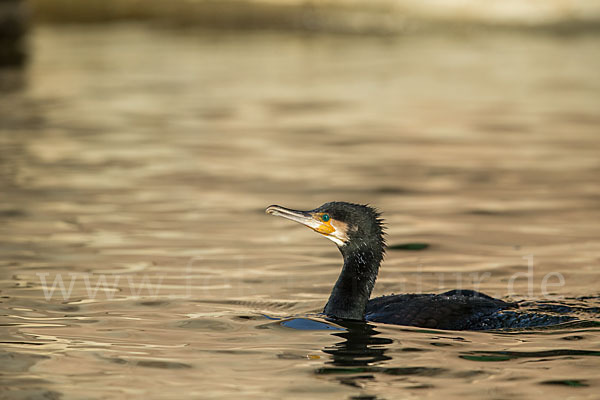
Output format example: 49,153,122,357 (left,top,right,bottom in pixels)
266,204,348,247
265,205,322,231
